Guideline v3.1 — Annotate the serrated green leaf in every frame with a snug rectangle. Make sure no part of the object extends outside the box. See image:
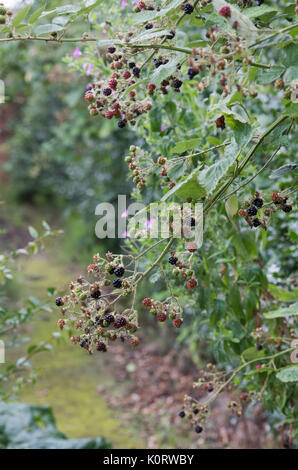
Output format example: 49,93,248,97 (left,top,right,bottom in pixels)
264,302,298,319
162,167,206,201
34,24,64,35
28,226,39,239
270,163,298,179
276,365,298,383
197,157,234,196
171,139,201,154
257,65,286,85
225,195,238,218
13,5,31,26
243,5,278,19
28,7,44,25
